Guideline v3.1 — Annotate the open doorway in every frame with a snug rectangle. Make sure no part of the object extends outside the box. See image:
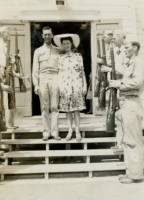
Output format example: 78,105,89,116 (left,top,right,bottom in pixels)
31,22,91,116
